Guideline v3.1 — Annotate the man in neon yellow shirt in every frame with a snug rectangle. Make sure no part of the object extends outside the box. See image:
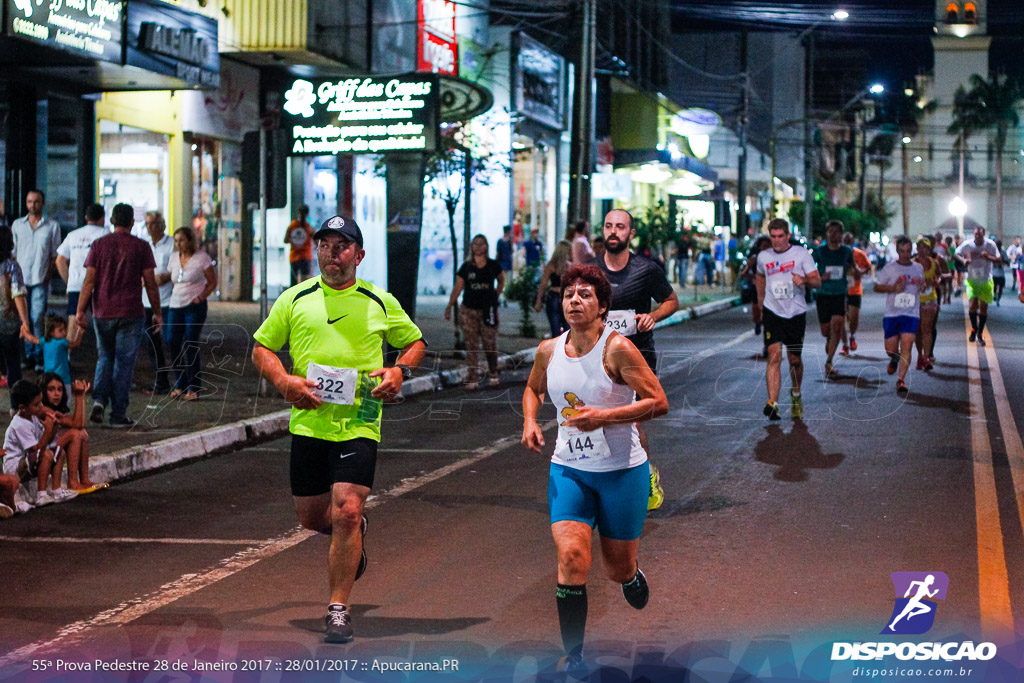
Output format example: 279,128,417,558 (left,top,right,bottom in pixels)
252,215,425,643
